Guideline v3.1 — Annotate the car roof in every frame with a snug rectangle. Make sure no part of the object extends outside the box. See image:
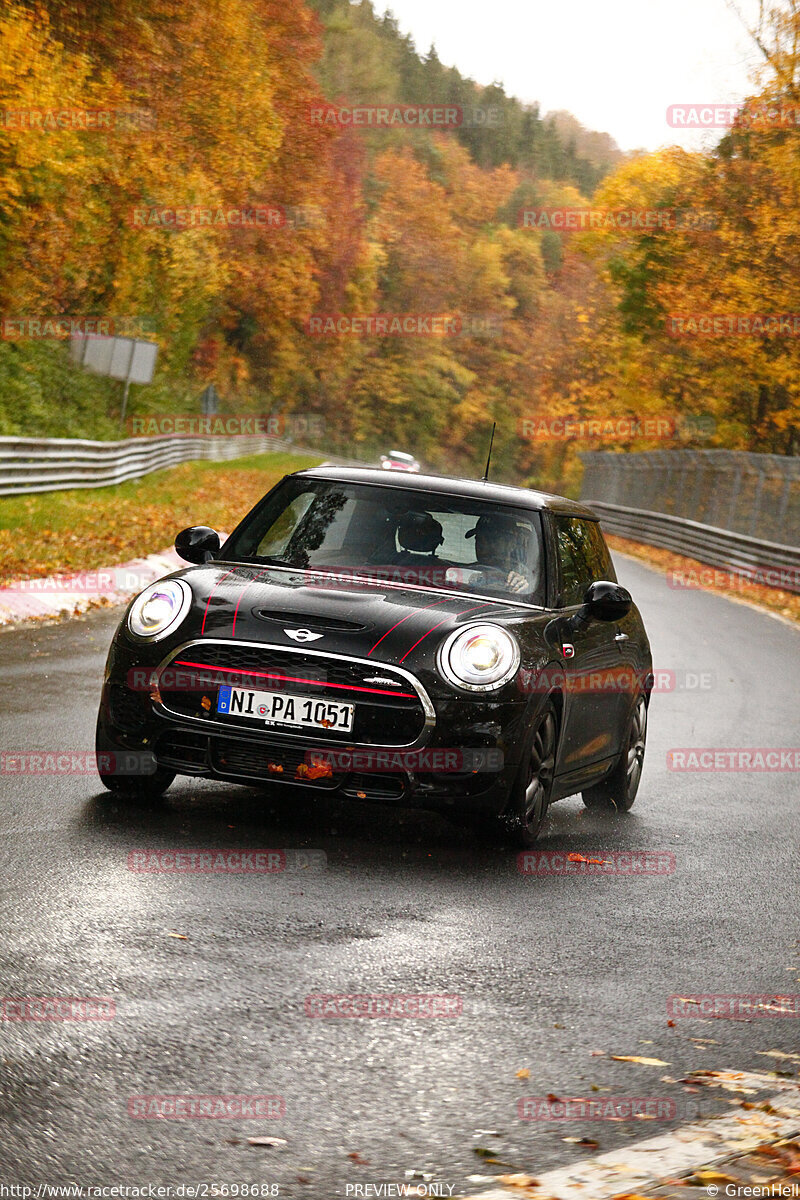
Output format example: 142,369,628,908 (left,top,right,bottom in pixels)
290,465,599,519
